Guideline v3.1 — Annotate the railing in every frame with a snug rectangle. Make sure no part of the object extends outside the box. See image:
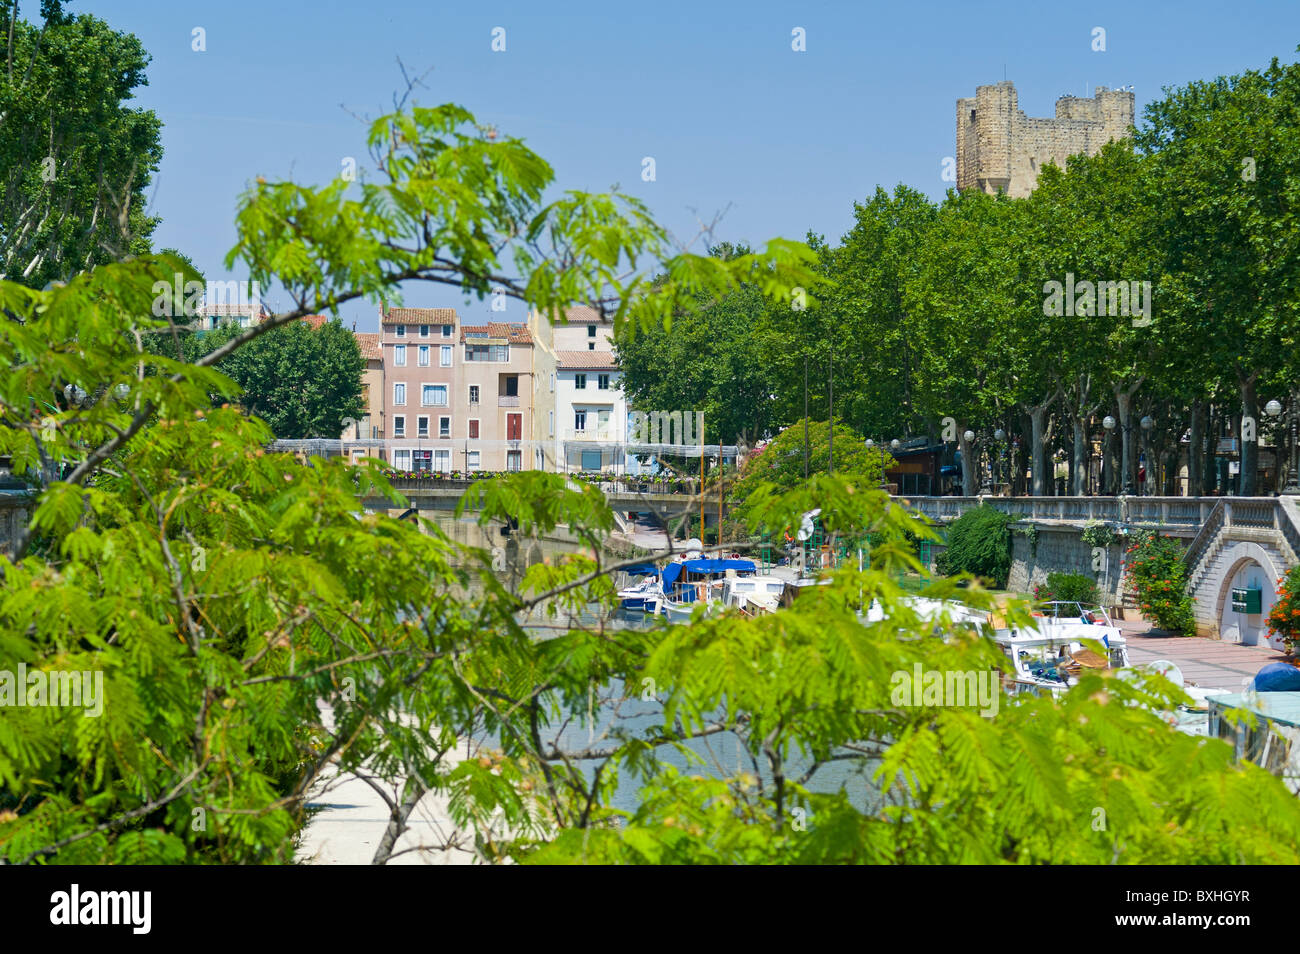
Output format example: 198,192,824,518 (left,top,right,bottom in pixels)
905,494,1271,532
1182,499,1225,573
498,395,520,407
564,428,614,441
